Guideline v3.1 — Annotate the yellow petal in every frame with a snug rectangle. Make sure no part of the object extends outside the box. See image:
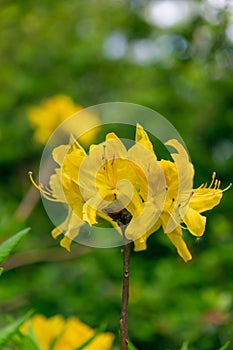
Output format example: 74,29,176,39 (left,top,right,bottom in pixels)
135,123,154,153
21,314,65,350
165,139,190,163
164,140,194,198
161,211,179,234
166,227,192,262
125,202,160,241
49,169,67,202
21,314,114,350
161,141,194,233
51,227,62,239
105,132,128,159
60,216,83,251
160,160,178,195
183,207,206,237
78,143,115,199
60,236,72,252
88,332,115,350
189,188,222,213
133,237,147,251
133,219,161,251
70,138,86,157
51,209,84,250
83,202,98,225
63,179,85,218
57,316,114,350
116,179,141,217
62,145,86,184
52,145,70,166
128,141,162,203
